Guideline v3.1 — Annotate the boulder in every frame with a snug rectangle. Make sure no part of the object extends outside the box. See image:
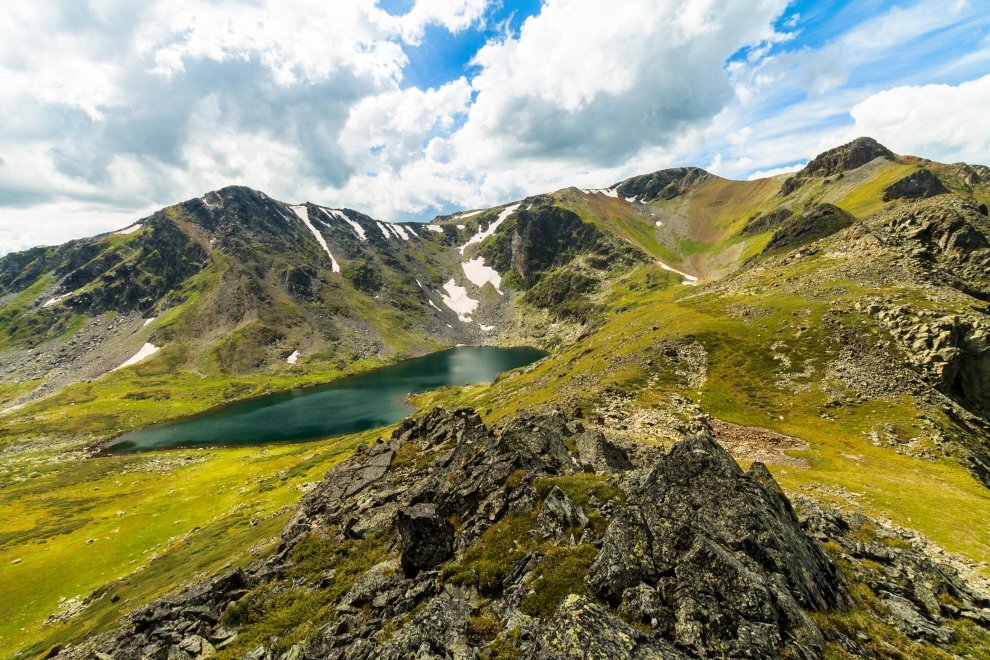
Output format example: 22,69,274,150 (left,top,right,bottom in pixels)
395,503,455,576
883,168,948,201
535,595,683,659
574,429,633,472
537,486,589,539
586,431,844,657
